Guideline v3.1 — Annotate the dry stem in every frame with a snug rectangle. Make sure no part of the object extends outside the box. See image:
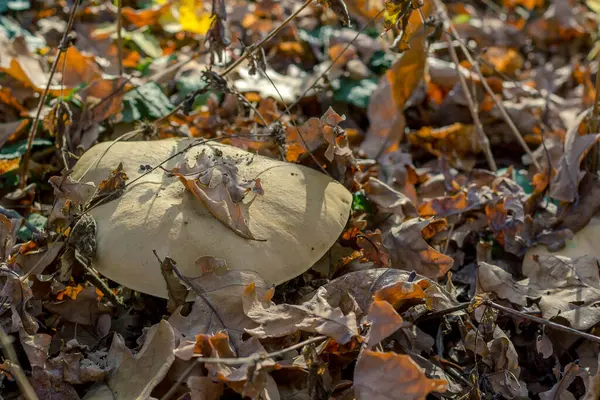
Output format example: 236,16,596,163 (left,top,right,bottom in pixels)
116,0,124,77
445,36,496,171
433,0,541,172
154,0,313,126
20,0,81,189
0,328,39,400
